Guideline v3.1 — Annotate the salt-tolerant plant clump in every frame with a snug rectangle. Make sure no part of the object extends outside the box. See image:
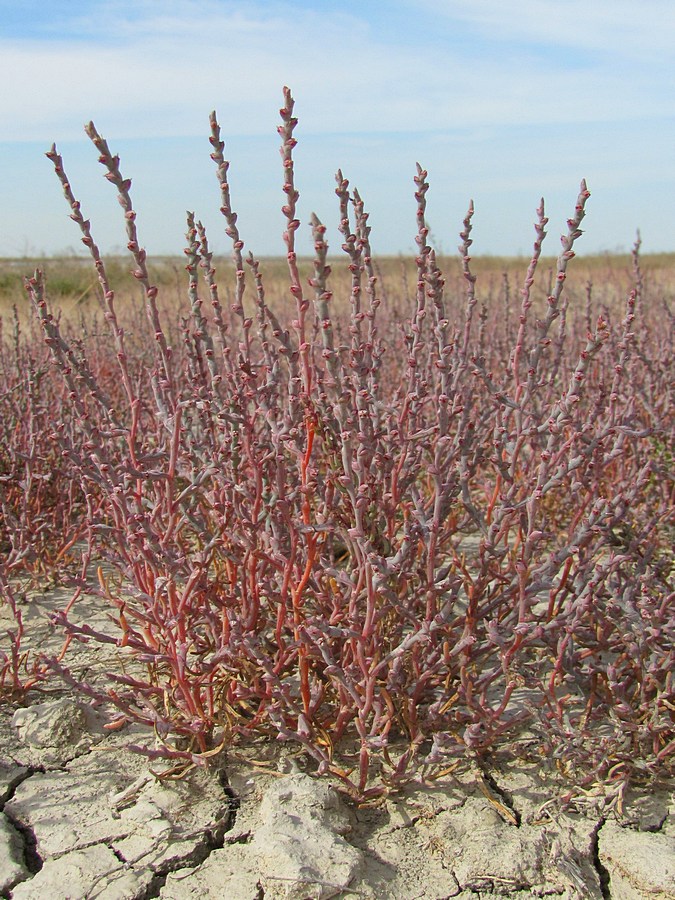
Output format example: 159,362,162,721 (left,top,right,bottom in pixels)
1,88,673,800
